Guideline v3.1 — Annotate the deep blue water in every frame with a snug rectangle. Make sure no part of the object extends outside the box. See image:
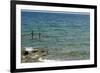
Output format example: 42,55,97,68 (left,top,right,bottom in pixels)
21,10,90,60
